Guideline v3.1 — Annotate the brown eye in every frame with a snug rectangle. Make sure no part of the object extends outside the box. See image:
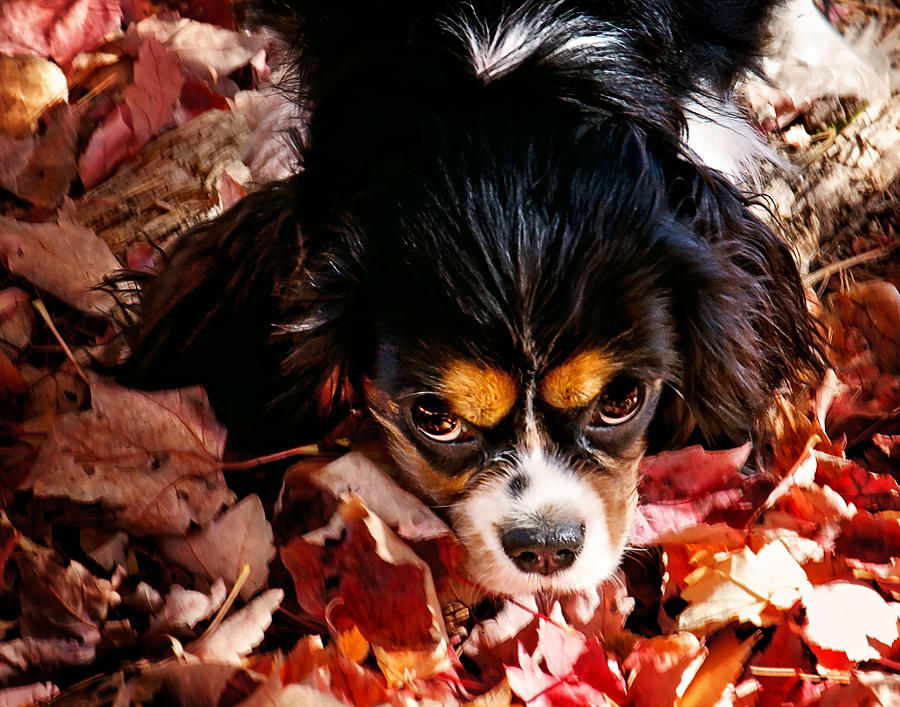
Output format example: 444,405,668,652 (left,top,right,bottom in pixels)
412,396,466,442
591,377,642,426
